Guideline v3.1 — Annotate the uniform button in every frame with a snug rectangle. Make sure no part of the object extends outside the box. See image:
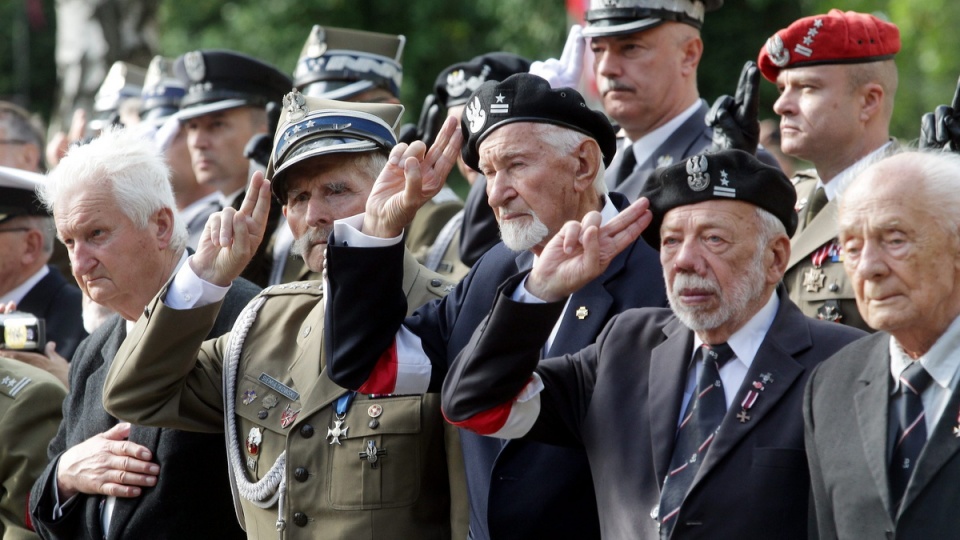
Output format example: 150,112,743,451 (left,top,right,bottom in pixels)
430,278,442,287
143,307,151,317
293,512,308,527
829,283,839,292
368,419,380,429
294,467,309,482
299,424,314,438
258,410,268,420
